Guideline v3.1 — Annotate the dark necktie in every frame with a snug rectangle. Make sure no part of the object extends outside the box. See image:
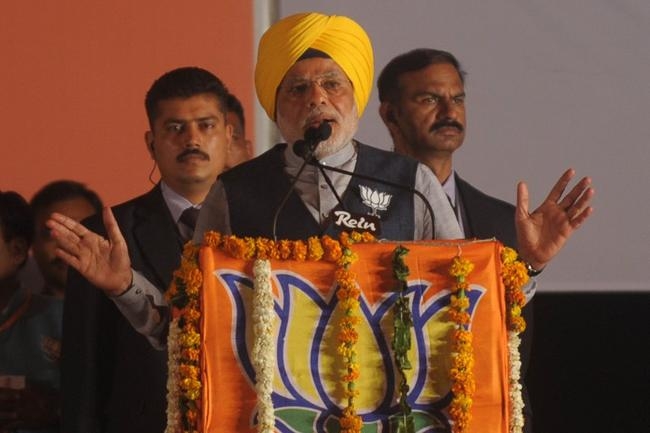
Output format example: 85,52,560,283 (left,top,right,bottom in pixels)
179,207,200,234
